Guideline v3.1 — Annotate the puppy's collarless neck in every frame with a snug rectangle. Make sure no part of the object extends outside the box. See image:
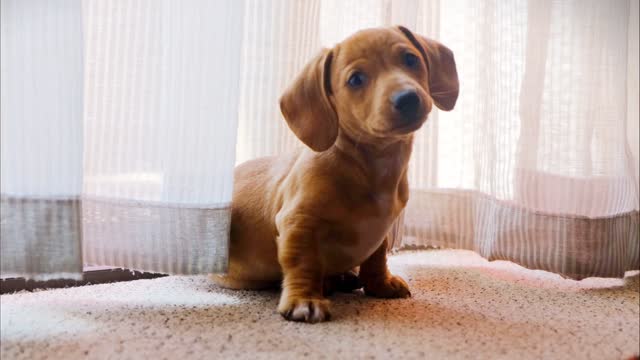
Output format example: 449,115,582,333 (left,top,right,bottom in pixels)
332,132,413,187
334,131,412,155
